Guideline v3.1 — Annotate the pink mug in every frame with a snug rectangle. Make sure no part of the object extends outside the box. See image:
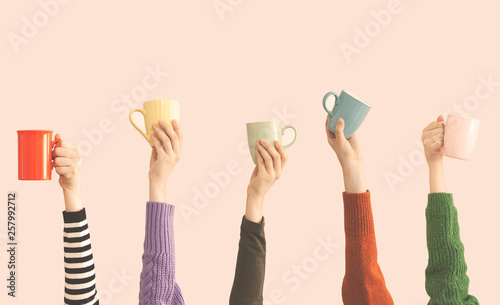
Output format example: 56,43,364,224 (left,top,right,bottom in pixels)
443,114,480,160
